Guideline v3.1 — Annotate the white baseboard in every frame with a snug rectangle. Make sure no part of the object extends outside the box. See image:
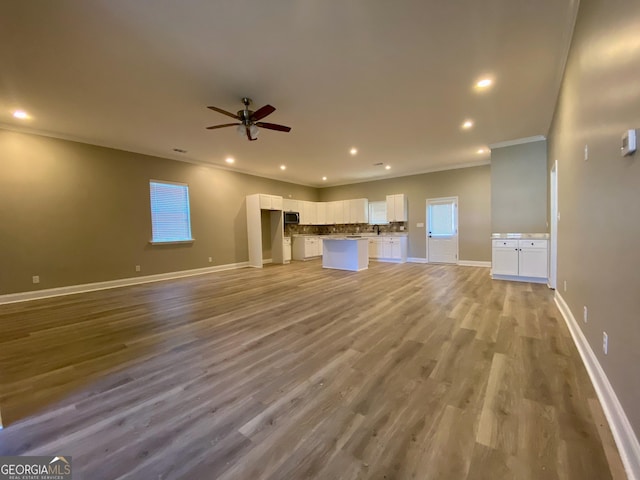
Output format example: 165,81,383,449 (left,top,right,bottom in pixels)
407,257,428,263
458,260,491,268
262,258,273,265
0,261,250,305
407,258,490,268
555,292,640,480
